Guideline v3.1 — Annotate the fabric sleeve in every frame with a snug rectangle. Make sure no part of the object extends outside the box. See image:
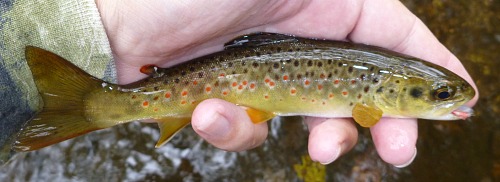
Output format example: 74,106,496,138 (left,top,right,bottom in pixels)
0,0,114,163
